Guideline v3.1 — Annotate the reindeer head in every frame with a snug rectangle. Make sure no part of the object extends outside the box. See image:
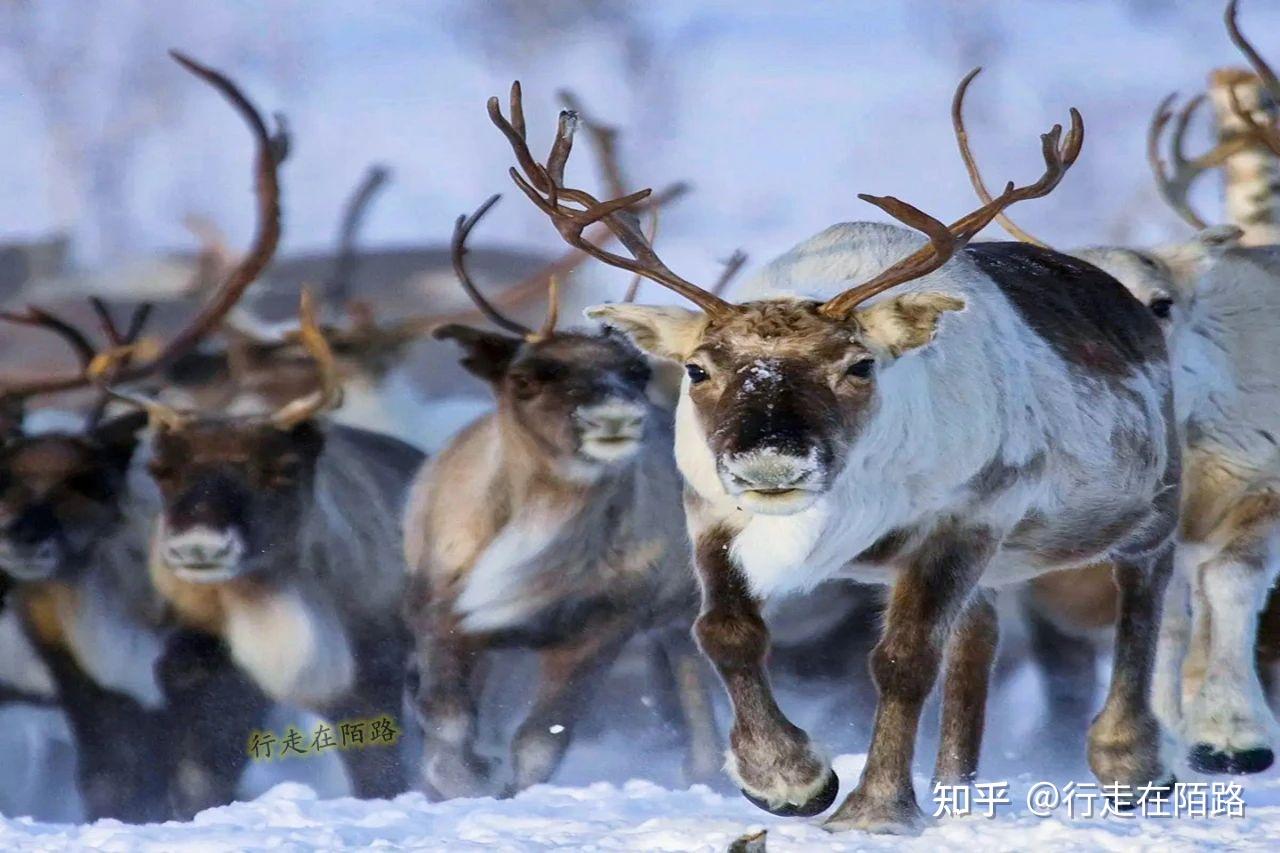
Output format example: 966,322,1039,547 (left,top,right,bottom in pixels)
436,195,653,473
139,292,340,583
0,411,147,582
486,80,1081,514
